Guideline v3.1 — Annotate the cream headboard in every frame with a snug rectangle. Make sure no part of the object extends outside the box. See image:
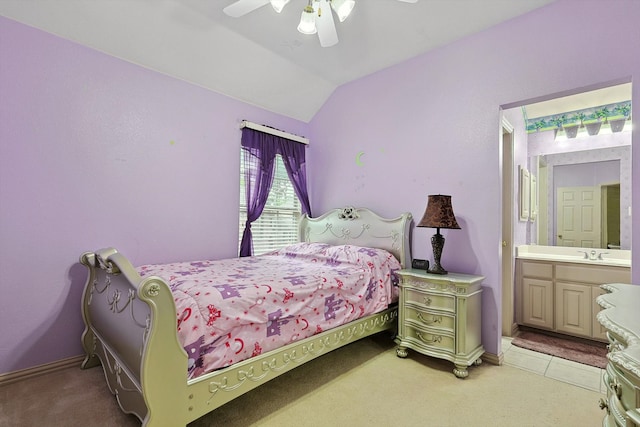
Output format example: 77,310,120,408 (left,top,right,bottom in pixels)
298,207,413,268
